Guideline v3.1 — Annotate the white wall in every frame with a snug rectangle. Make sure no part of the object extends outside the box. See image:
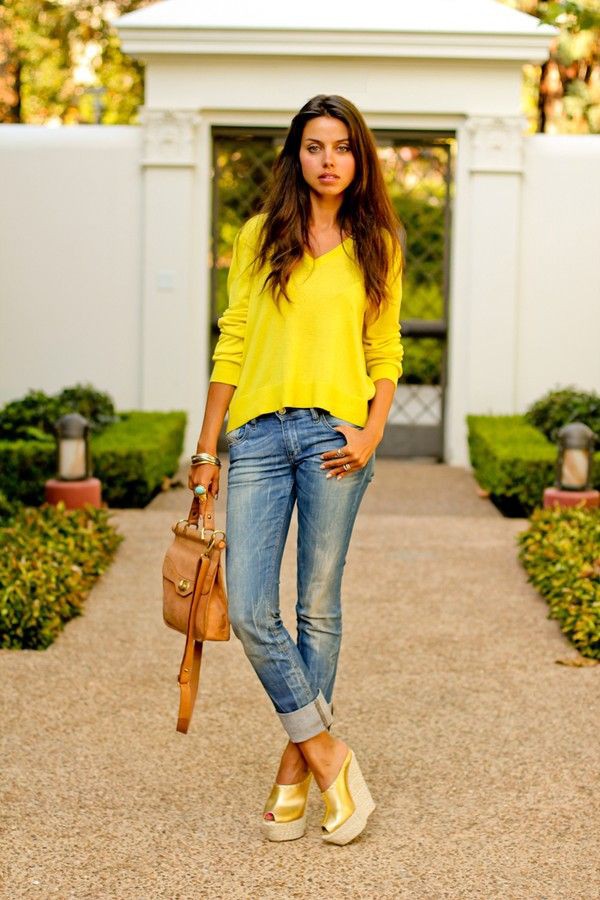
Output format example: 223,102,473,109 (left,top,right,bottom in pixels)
516,135,600,405
0,126,142,410
0,124,598,464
